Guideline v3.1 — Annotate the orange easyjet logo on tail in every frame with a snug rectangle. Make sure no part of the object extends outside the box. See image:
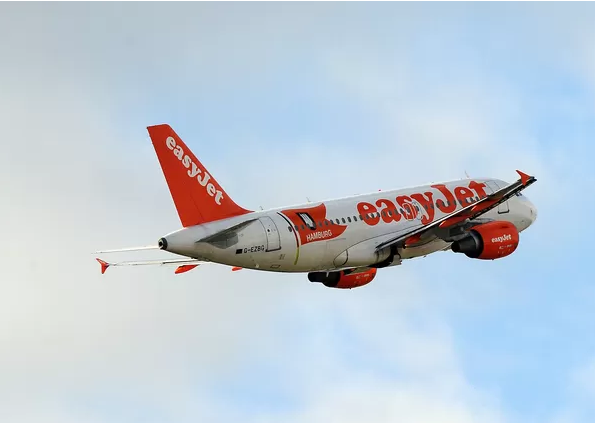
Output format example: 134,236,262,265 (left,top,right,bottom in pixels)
166,136,224,205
